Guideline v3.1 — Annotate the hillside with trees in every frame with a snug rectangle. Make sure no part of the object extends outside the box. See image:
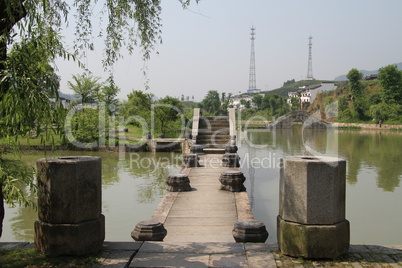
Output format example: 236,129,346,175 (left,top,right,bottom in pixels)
333,62,402,81
307,65,402,124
